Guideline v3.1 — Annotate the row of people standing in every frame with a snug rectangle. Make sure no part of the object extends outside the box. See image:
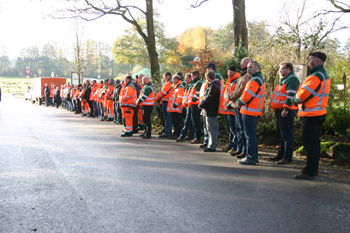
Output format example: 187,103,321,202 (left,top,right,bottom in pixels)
42,51,330,180
154,52,330,180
